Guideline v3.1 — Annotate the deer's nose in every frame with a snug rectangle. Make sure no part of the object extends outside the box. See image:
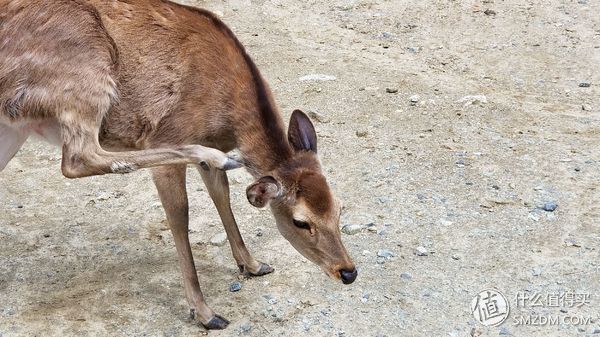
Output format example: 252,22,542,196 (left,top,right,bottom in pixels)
340,268,358,284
